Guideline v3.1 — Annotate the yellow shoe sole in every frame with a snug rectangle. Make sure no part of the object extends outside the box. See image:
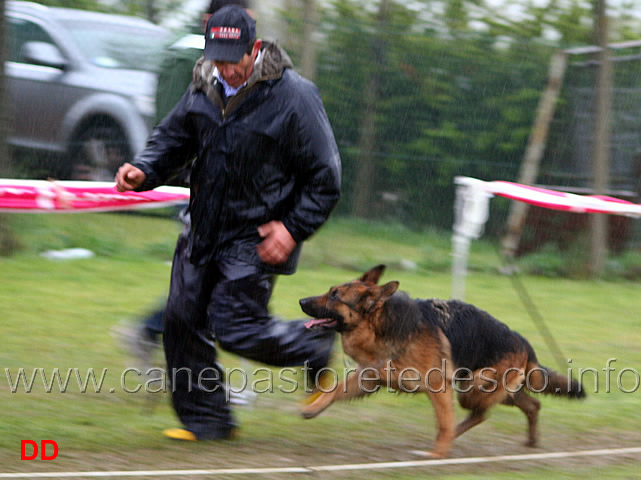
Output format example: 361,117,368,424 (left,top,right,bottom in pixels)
302,371,334,406
163,428,198,441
